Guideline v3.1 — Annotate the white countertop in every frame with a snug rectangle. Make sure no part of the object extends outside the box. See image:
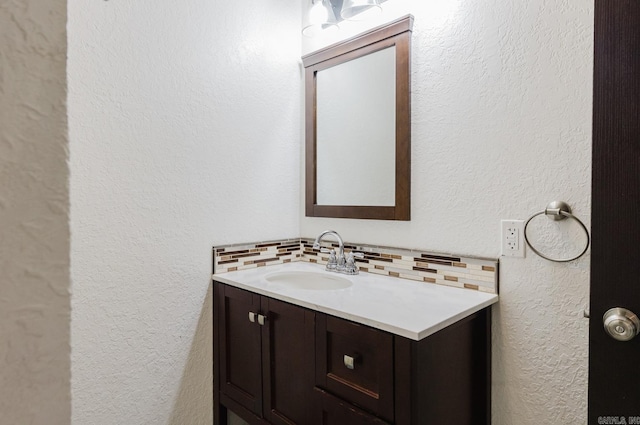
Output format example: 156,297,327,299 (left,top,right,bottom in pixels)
213,262,498,341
